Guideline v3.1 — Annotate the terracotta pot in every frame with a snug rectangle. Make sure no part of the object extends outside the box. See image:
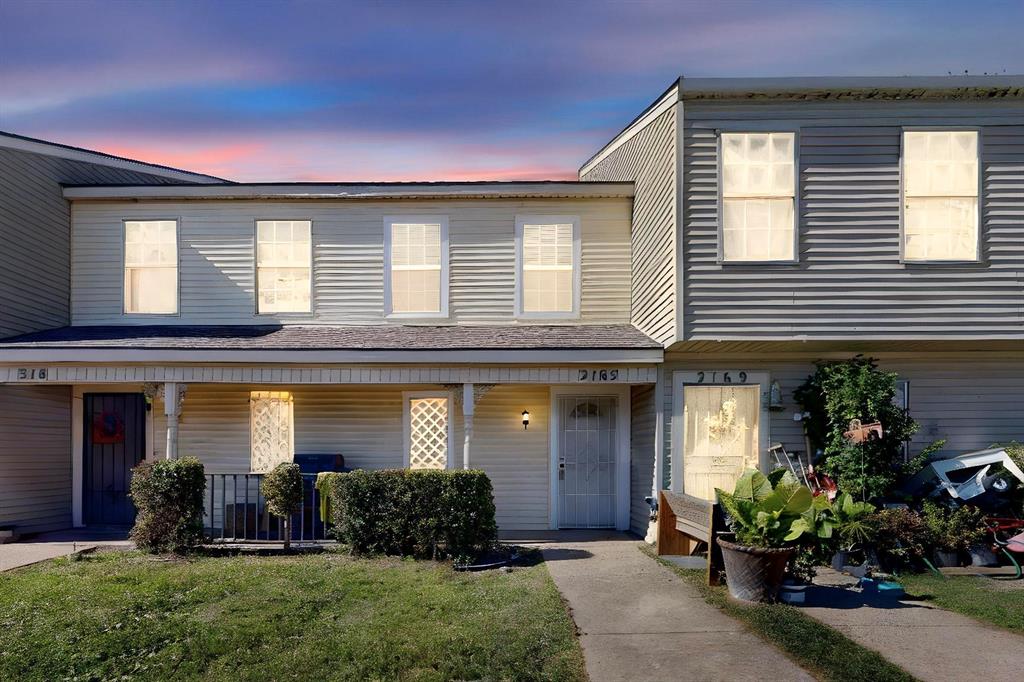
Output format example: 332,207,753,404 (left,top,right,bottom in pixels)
718,538,795,603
